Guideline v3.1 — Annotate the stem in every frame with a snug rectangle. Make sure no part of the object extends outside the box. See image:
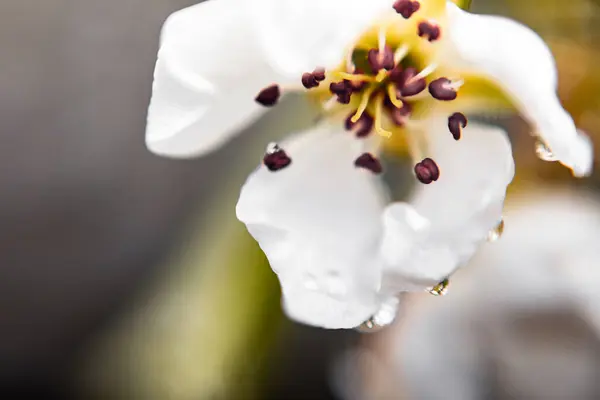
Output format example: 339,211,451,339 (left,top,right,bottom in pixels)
453,0,472,10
